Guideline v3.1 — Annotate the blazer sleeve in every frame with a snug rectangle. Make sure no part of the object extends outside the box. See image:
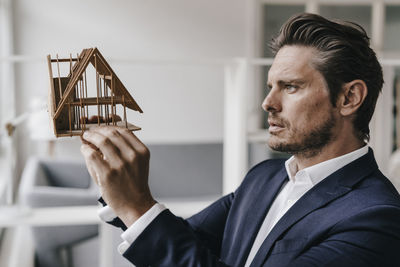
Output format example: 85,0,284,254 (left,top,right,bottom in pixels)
122,193,235,267
287,205,400,267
